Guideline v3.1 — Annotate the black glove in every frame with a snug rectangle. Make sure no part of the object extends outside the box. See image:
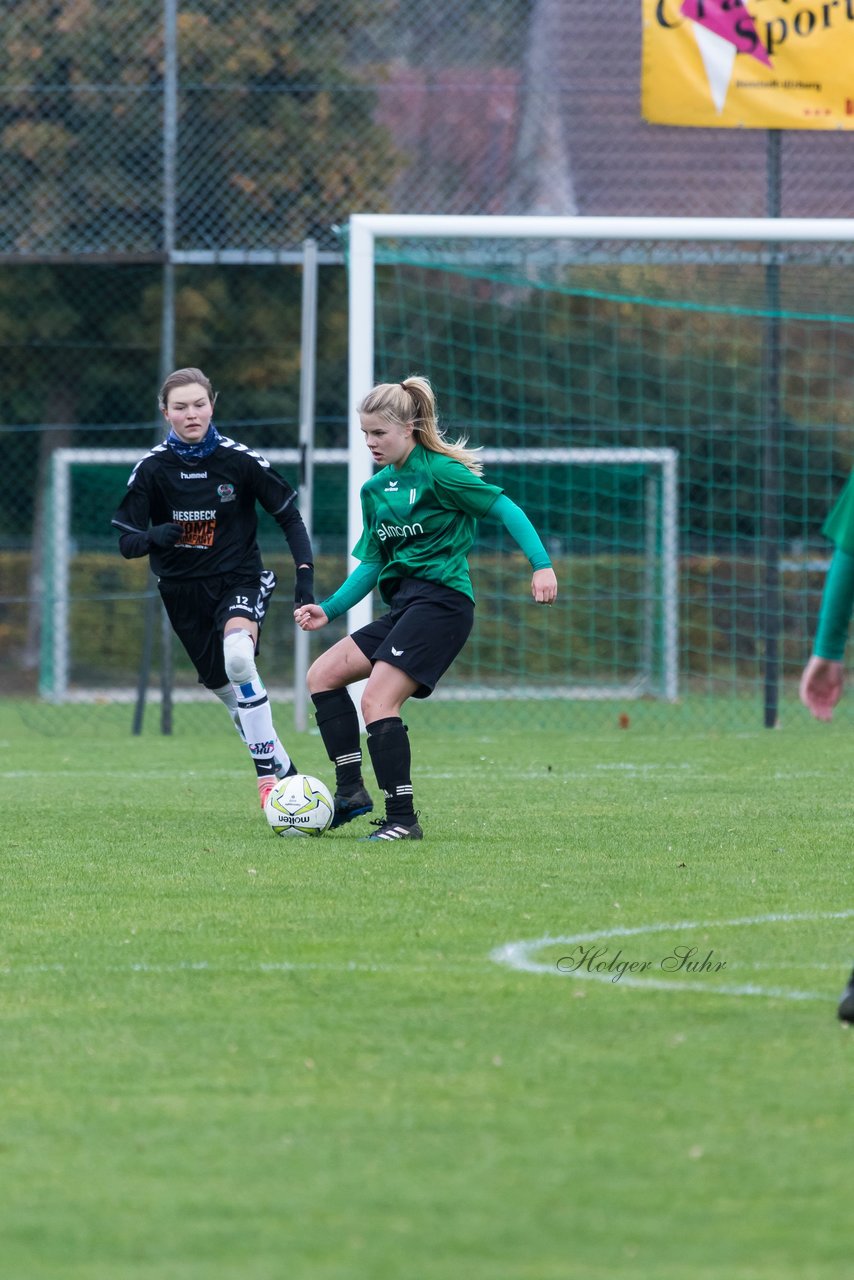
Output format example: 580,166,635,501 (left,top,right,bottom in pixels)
148,522,182,548
294,565,315,605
